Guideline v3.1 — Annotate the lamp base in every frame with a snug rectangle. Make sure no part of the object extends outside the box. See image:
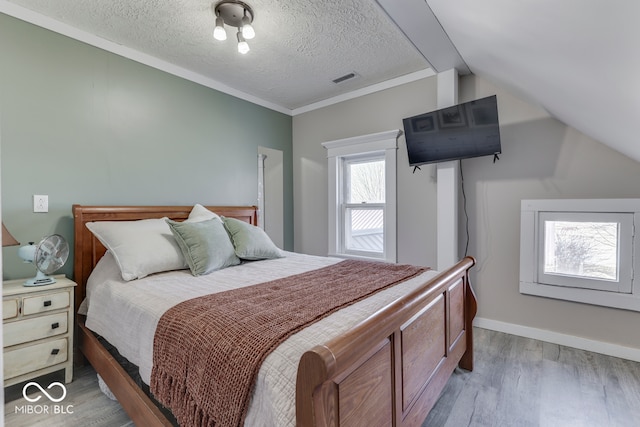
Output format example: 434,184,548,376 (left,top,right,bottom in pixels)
23,271,56,287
